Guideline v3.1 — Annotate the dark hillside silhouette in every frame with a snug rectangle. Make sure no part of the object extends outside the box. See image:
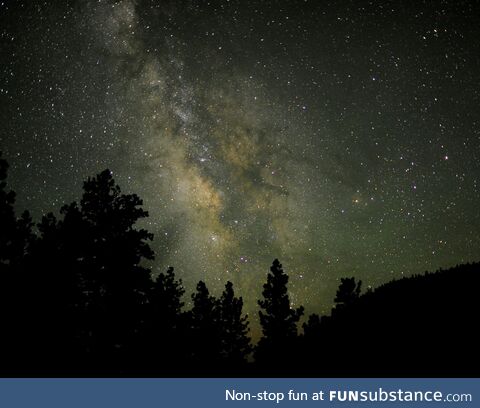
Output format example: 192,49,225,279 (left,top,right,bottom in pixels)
300,263,480,376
